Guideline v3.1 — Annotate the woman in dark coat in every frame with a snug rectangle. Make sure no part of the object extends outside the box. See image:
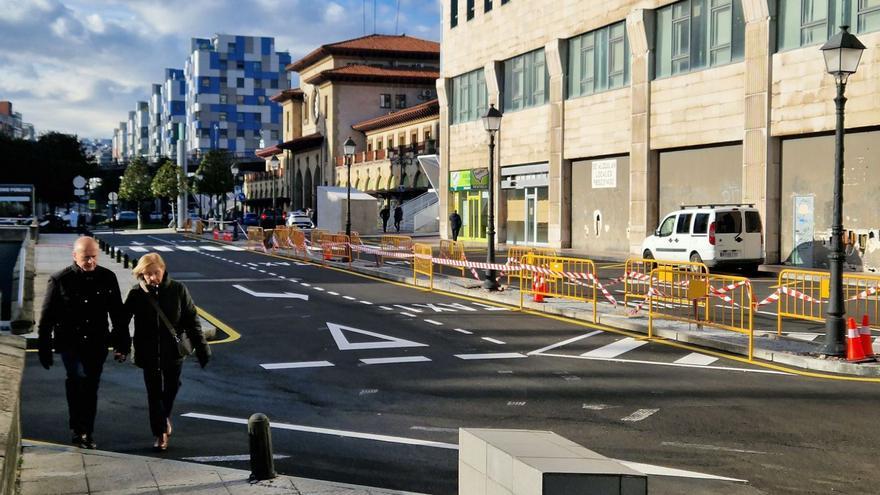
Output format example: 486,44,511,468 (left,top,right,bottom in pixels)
116,253,210,451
